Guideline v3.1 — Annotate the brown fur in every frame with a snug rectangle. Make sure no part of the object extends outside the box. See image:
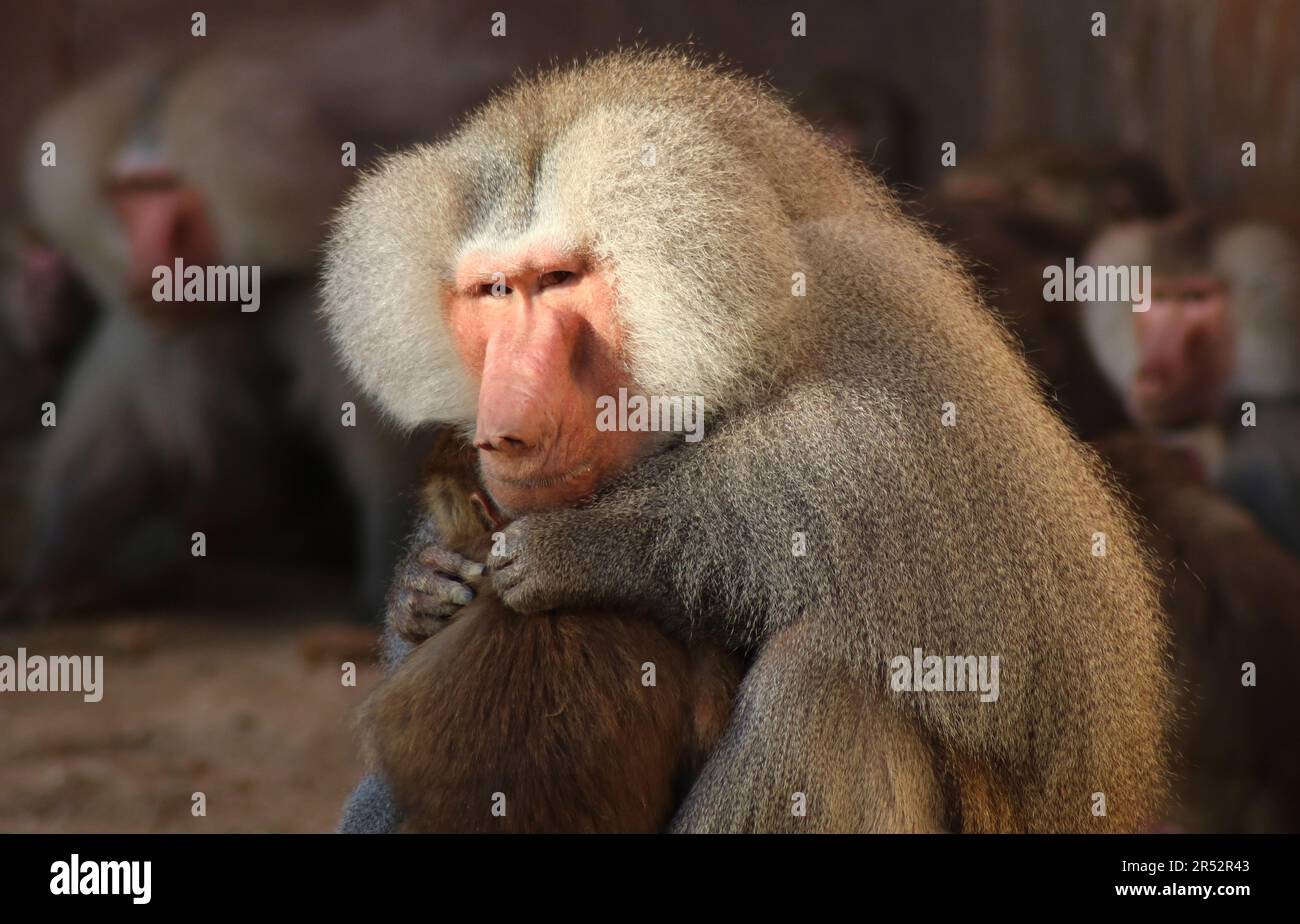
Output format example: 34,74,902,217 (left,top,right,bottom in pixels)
361,432,742,833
